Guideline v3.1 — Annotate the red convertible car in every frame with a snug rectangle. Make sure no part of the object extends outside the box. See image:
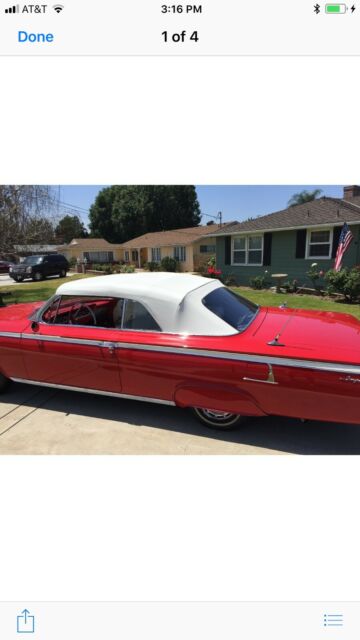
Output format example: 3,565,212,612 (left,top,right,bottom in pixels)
0,273,359,429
